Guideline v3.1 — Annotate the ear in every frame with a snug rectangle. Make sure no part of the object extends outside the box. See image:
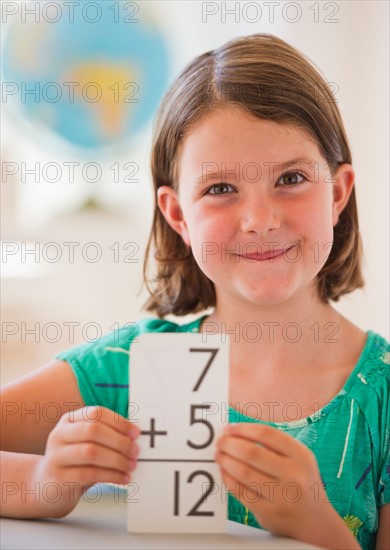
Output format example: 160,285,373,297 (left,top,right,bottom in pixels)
331,164,355,227
157,185,191,247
